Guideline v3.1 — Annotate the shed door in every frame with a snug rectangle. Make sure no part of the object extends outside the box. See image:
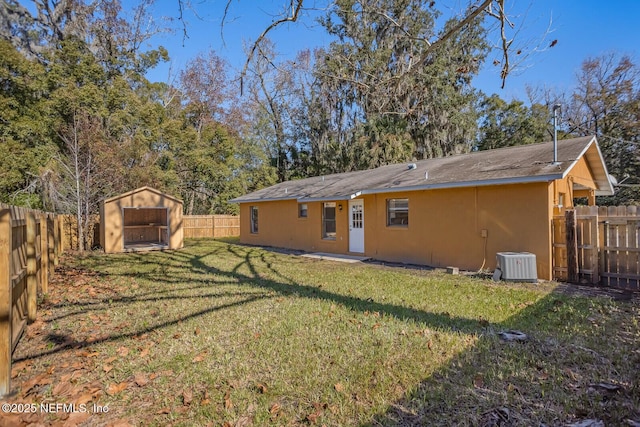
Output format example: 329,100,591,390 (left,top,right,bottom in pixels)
349,199,364,253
